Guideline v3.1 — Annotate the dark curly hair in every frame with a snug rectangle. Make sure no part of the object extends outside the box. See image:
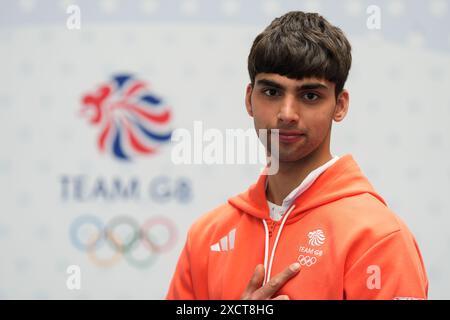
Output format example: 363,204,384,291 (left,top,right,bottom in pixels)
248,11,352,98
